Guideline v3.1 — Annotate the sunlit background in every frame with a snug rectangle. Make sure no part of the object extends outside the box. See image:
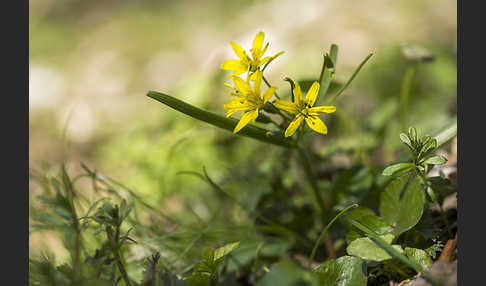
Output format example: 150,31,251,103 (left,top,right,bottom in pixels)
29,0,456,265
